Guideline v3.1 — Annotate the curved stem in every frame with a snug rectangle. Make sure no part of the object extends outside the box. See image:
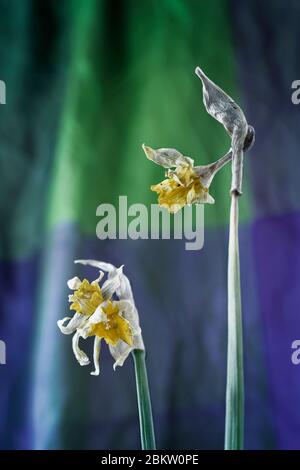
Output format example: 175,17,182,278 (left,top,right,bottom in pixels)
132,349,156,450
224,193,244,450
